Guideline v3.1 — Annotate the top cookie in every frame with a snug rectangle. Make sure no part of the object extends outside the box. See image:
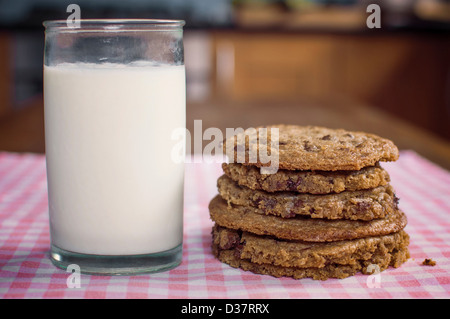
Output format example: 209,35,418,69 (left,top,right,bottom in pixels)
223,125,399,171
